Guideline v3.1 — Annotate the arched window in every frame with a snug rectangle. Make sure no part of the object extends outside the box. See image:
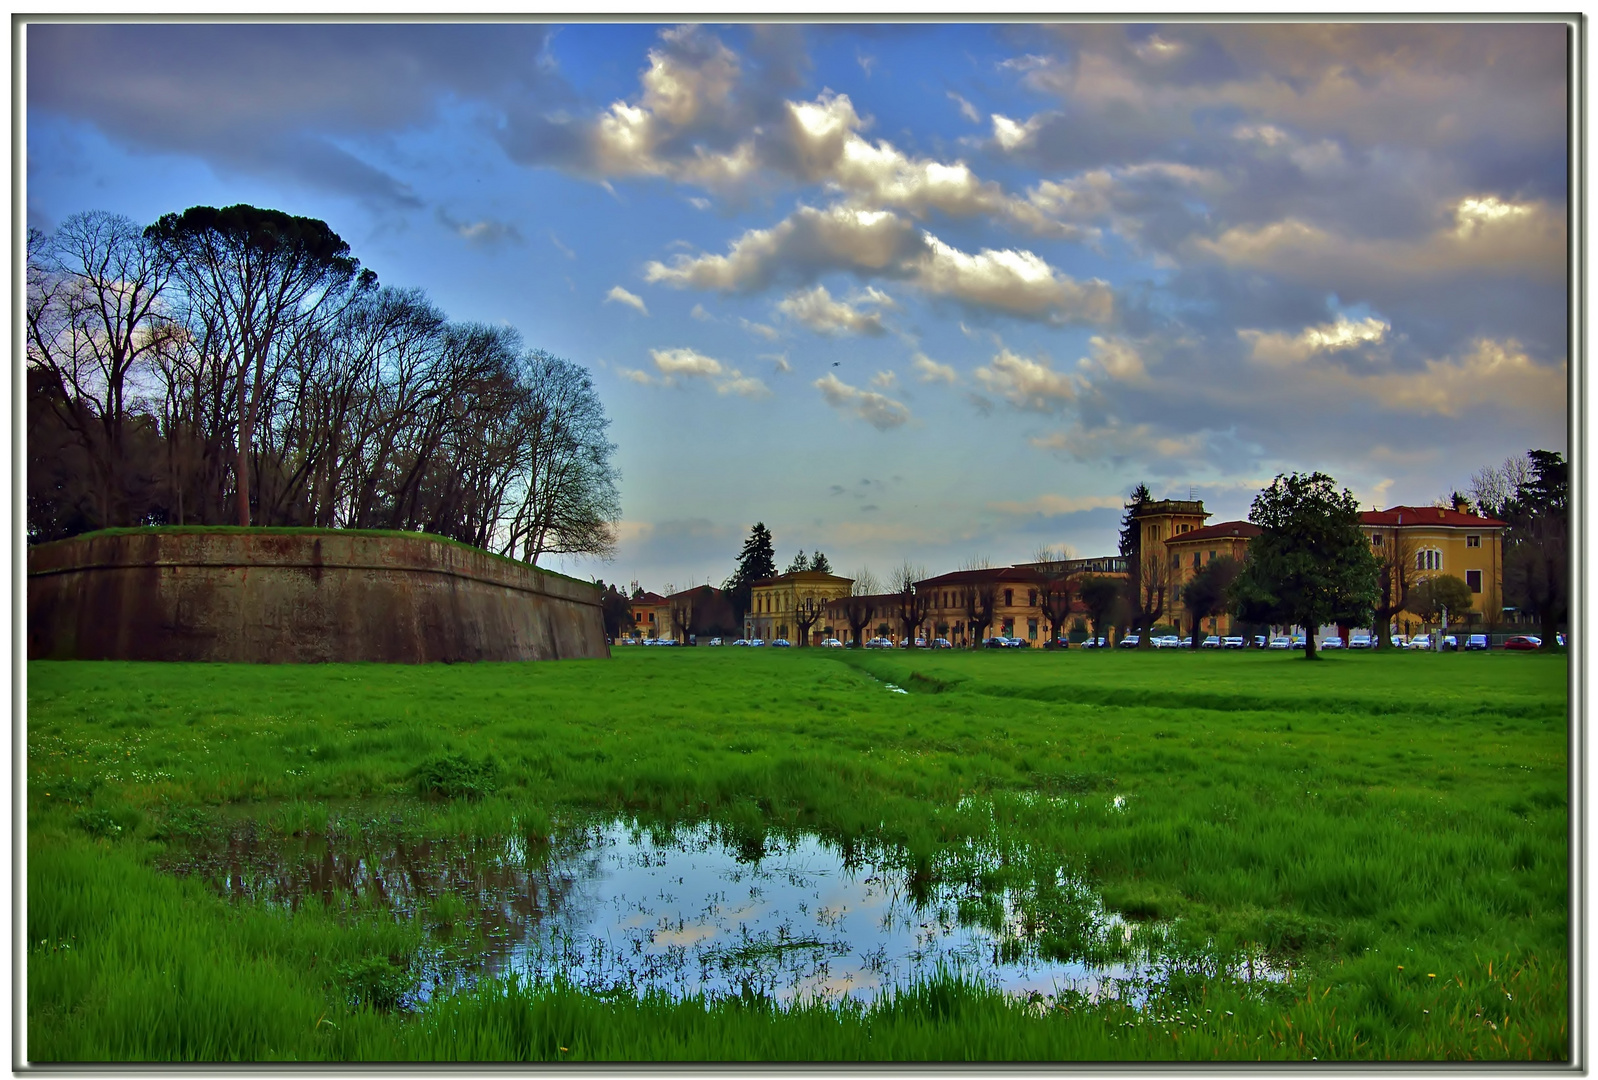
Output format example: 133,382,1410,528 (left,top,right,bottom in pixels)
1415,549,1443,571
